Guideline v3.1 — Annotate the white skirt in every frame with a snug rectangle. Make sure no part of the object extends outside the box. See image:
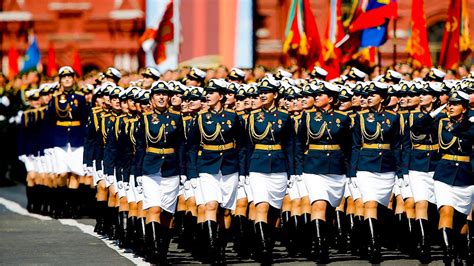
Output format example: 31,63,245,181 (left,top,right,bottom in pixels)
357,171,395,207
194,178,205,206
54,144,84,176
126,175,137,203
237,185,247,200
434,180,474,216
249,172,287,209
183,183,195,200
288,176,309,200
200,172,239,210
409,171,436,204
346,178,362,200
303,173,346,207
245,181,253,202
142,173,180,213
392,179,414,199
